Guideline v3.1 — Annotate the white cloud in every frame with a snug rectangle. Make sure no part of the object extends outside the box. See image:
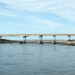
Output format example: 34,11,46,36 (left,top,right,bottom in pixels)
18,15,61,30
31,16,60,29
46,0,75,22
0,9,16,16
0,0,74,21
0,0,75,28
